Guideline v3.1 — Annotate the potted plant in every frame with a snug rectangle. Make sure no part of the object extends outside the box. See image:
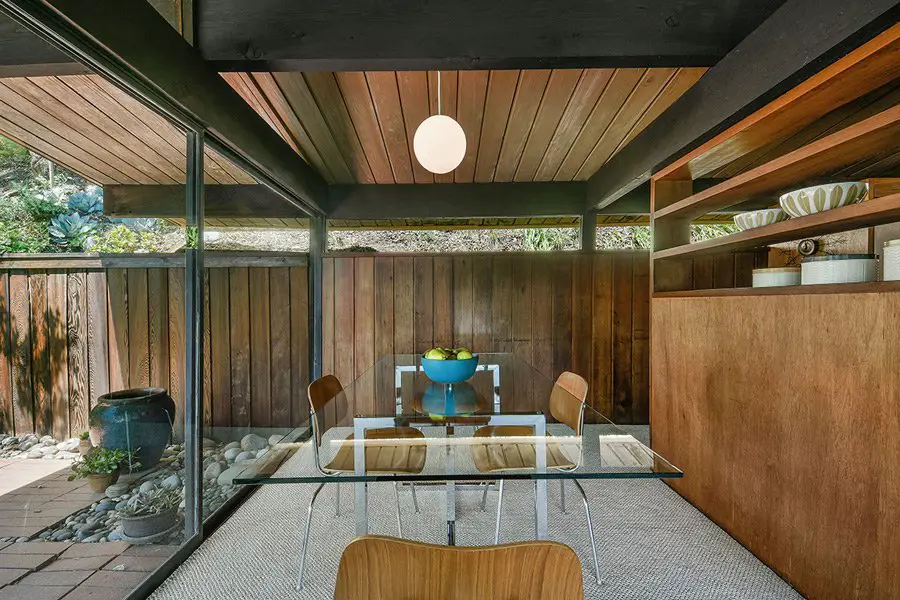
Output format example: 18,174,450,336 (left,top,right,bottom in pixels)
68,447,140,492
121,486,181,538
78,431,92,456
